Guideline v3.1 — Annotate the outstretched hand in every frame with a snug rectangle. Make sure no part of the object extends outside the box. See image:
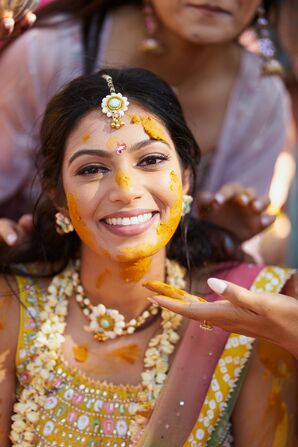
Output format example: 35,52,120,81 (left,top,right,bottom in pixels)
0,214,33,246
144,278,298,358
198,182,275,243
0,10,36,39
